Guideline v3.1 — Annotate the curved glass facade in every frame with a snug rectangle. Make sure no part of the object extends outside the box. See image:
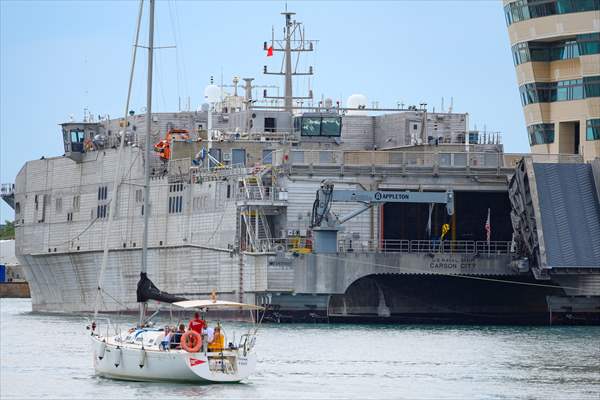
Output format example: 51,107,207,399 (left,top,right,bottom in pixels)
505,0,599,26
511,34,600,65
527,123,555,145
519,76,600,105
